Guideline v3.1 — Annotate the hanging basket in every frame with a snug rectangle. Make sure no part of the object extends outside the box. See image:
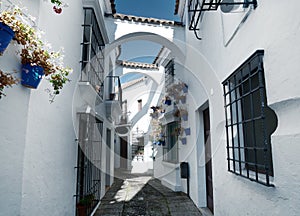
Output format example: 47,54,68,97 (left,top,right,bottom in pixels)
0,22,15,55
21,63,44,89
